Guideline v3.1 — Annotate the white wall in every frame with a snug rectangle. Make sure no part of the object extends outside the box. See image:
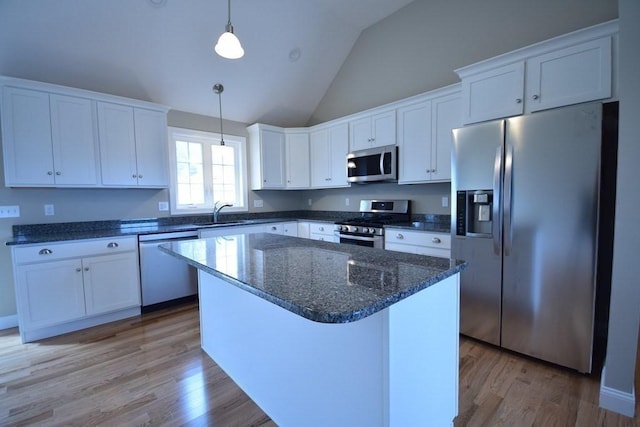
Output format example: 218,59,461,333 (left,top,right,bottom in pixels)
309,0,618,125
600,0,640,417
